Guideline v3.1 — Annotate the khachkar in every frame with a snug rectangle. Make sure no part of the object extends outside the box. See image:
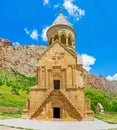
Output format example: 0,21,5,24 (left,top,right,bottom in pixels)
22,13,94,121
